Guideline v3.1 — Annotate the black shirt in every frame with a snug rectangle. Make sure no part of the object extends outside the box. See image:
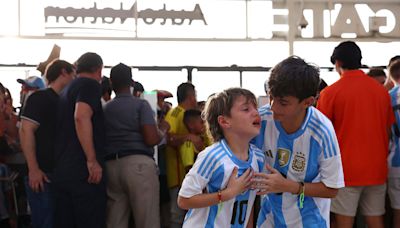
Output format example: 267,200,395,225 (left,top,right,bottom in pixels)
54,77,105,181
21,88,59,173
